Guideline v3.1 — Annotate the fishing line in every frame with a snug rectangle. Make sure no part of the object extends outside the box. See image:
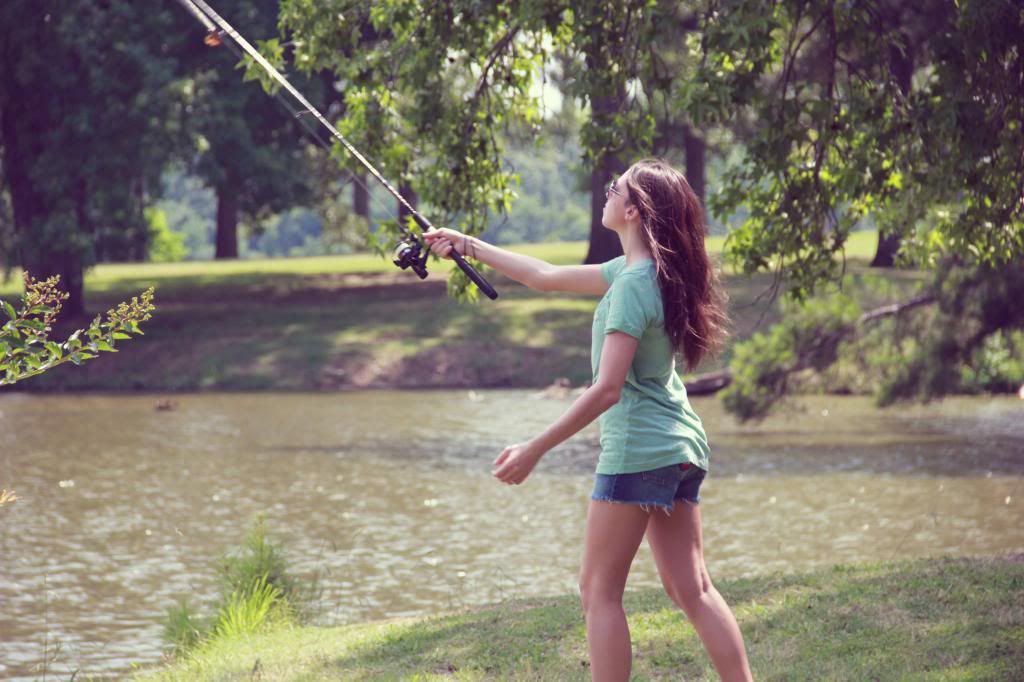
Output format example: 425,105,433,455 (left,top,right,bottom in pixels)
189,20,399,244
173,0,498,299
